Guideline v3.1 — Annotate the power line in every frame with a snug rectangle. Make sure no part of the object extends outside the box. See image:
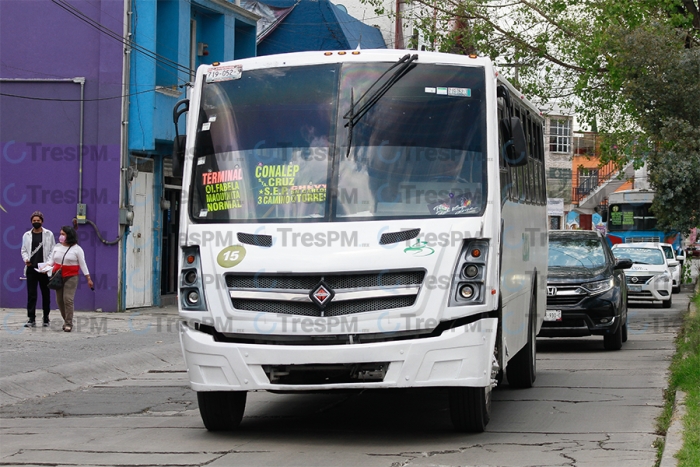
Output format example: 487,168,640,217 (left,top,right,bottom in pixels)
0,86,177,102
50,0,193,79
